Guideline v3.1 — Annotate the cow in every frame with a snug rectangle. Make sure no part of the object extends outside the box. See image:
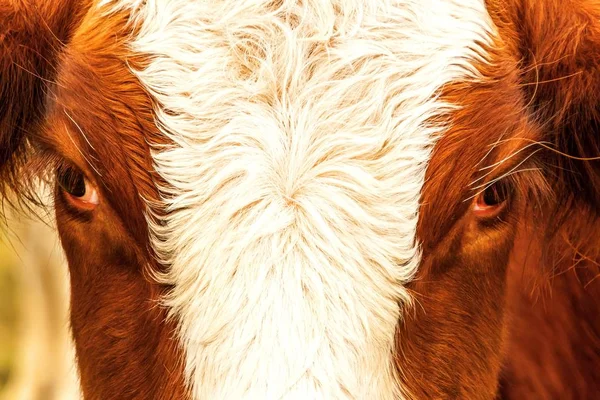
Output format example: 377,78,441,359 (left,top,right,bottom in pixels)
1,0,599,398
